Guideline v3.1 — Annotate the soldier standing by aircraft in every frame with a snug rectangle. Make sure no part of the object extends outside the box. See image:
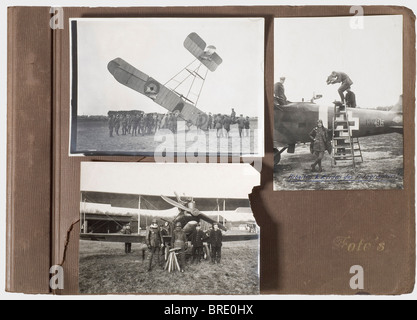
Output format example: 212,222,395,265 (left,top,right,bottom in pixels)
209,223,223,264
231,108,236,122
191,224,205,264
146,219,164,272
160,221,171,259
327,71,353,104
215,114,223,138
120,224,132,254
171,222,187,272
121,115,128,135
139,114,145,135
171,113,178,134
309,119,330,173
274,77,288,106
205,226,213,252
